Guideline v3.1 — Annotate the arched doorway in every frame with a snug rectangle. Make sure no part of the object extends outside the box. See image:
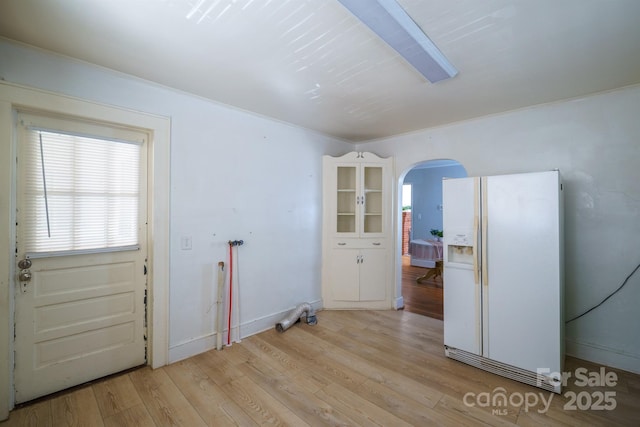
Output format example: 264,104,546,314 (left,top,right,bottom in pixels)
400,159,466,319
